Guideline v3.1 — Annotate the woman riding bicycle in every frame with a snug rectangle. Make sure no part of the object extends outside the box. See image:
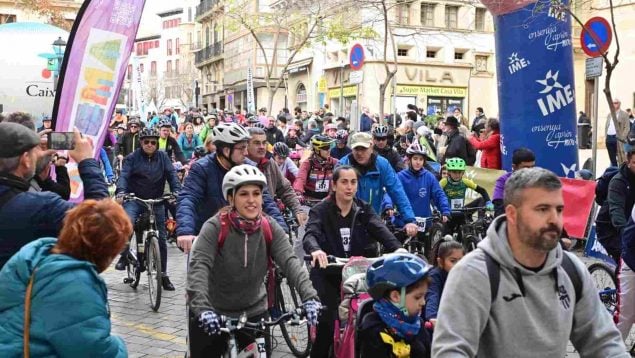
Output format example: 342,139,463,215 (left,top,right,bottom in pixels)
186,165,320,357
303,165,404,358
293,134,338,204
